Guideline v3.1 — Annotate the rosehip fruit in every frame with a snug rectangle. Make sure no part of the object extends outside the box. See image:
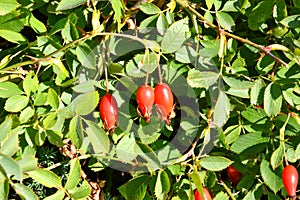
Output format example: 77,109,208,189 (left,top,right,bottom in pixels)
282,165,298,197
194,187,212,200
226,165,242,186
99,93,118,133
136,84,154,123
154,83,175,125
